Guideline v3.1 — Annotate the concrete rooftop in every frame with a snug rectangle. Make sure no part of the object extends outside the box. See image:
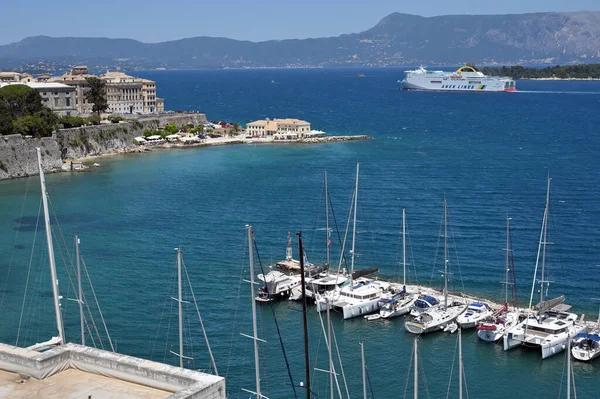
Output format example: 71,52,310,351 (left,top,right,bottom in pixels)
0,368,170,399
